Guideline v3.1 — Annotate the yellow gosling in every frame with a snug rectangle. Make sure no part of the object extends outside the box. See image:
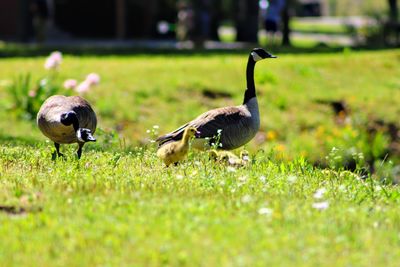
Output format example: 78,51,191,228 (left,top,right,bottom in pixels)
240,150,250,165
209,149,249,167
157,127,198,167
